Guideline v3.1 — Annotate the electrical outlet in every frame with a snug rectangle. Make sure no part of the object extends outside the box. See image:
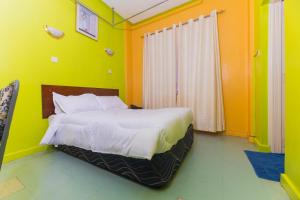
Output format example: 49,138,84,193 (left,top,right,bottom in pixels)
108,69,112,74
